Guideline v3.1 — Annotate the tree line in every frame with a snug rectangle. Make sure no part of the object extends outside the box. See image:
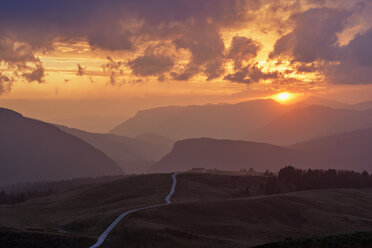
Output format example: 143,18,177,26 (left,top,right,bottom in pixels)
0,175,127,205
265,166,372,194
0,189,57,204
